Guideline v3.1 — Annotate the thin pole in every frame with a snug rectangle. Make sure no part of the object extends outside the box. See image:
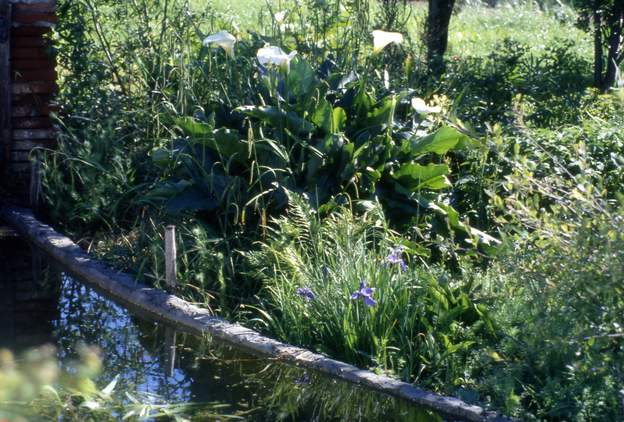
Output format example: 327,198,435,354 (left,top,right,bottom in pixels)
165,225,177,290
164,327,177,378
